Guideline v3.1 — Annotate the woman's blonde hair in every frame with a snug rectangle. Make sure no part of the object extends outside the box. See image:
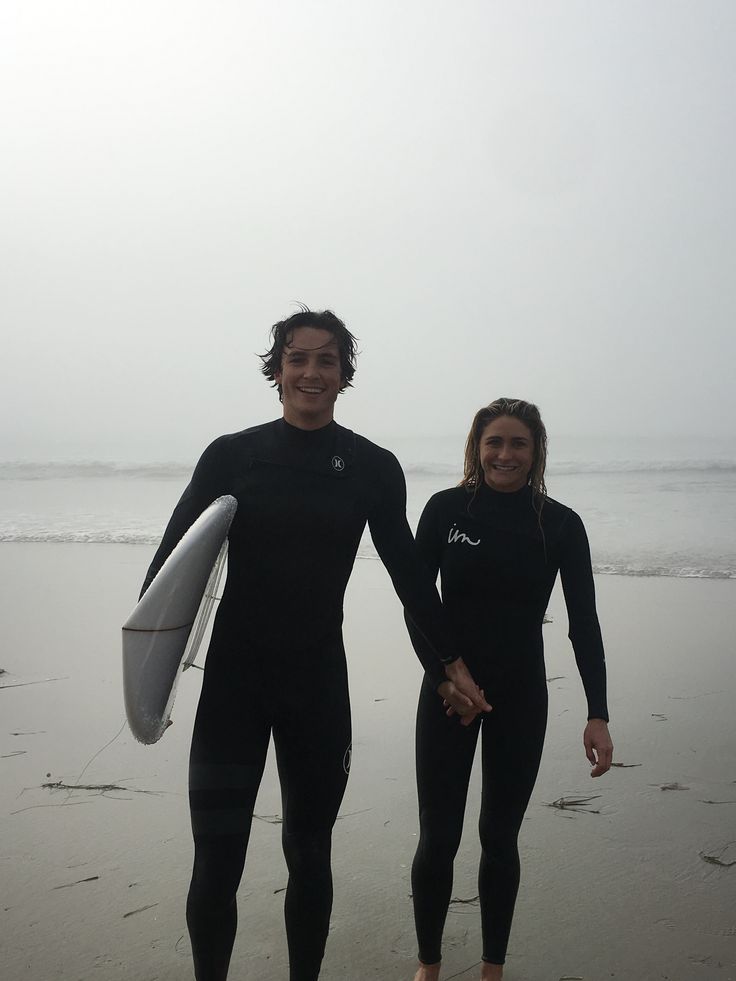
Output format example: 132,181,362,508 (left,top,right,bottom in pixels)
462,398,548,513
